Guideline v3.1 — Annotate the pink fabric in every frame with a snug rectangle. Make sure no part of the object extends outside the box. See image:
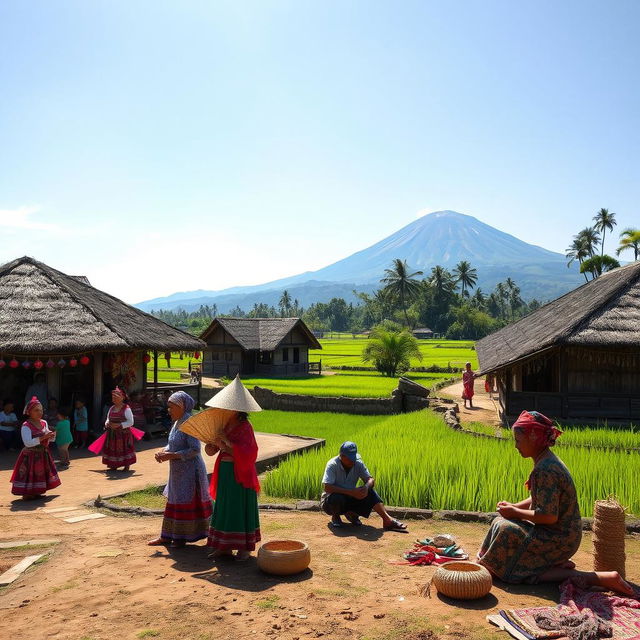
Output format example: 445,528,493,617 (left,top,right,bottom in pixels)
513,410,562,445
462,370,475,399
24,396,42,415
88,432,107,454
